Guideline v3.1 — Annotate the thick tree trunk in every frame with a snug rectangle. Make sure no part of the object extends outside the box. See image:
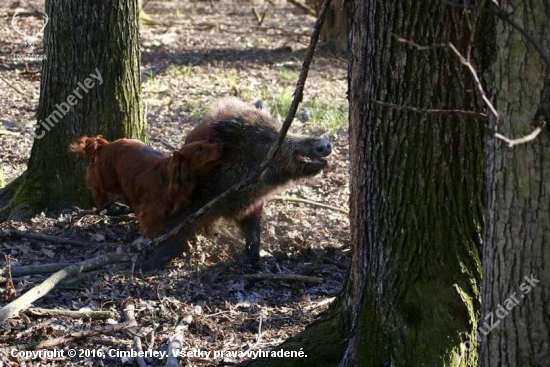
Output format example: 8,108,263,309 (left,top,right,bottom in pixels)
240,1,489,366
0,0,144,220
340,1,488,365
481,1,550,366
